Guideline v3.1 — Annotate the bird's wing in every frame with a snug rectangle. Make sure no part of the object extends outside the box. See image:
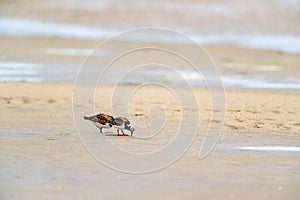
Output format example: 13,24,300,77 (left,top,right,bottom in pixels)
96,113,115,125
115,117,131,126
120,117,130,123
114,117,124,126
